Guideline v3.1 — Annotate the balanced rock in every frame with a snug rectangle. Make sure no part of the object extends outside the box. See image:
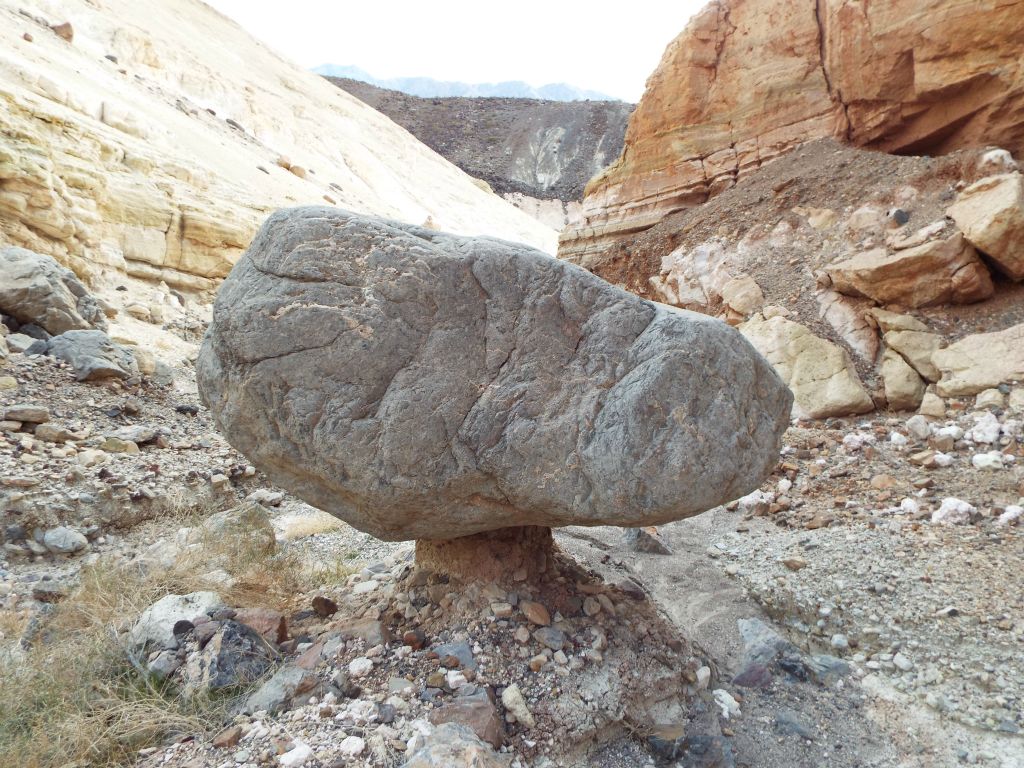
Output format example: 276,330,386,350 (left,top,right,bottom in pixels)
0,247,107,335
198,208,792,541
